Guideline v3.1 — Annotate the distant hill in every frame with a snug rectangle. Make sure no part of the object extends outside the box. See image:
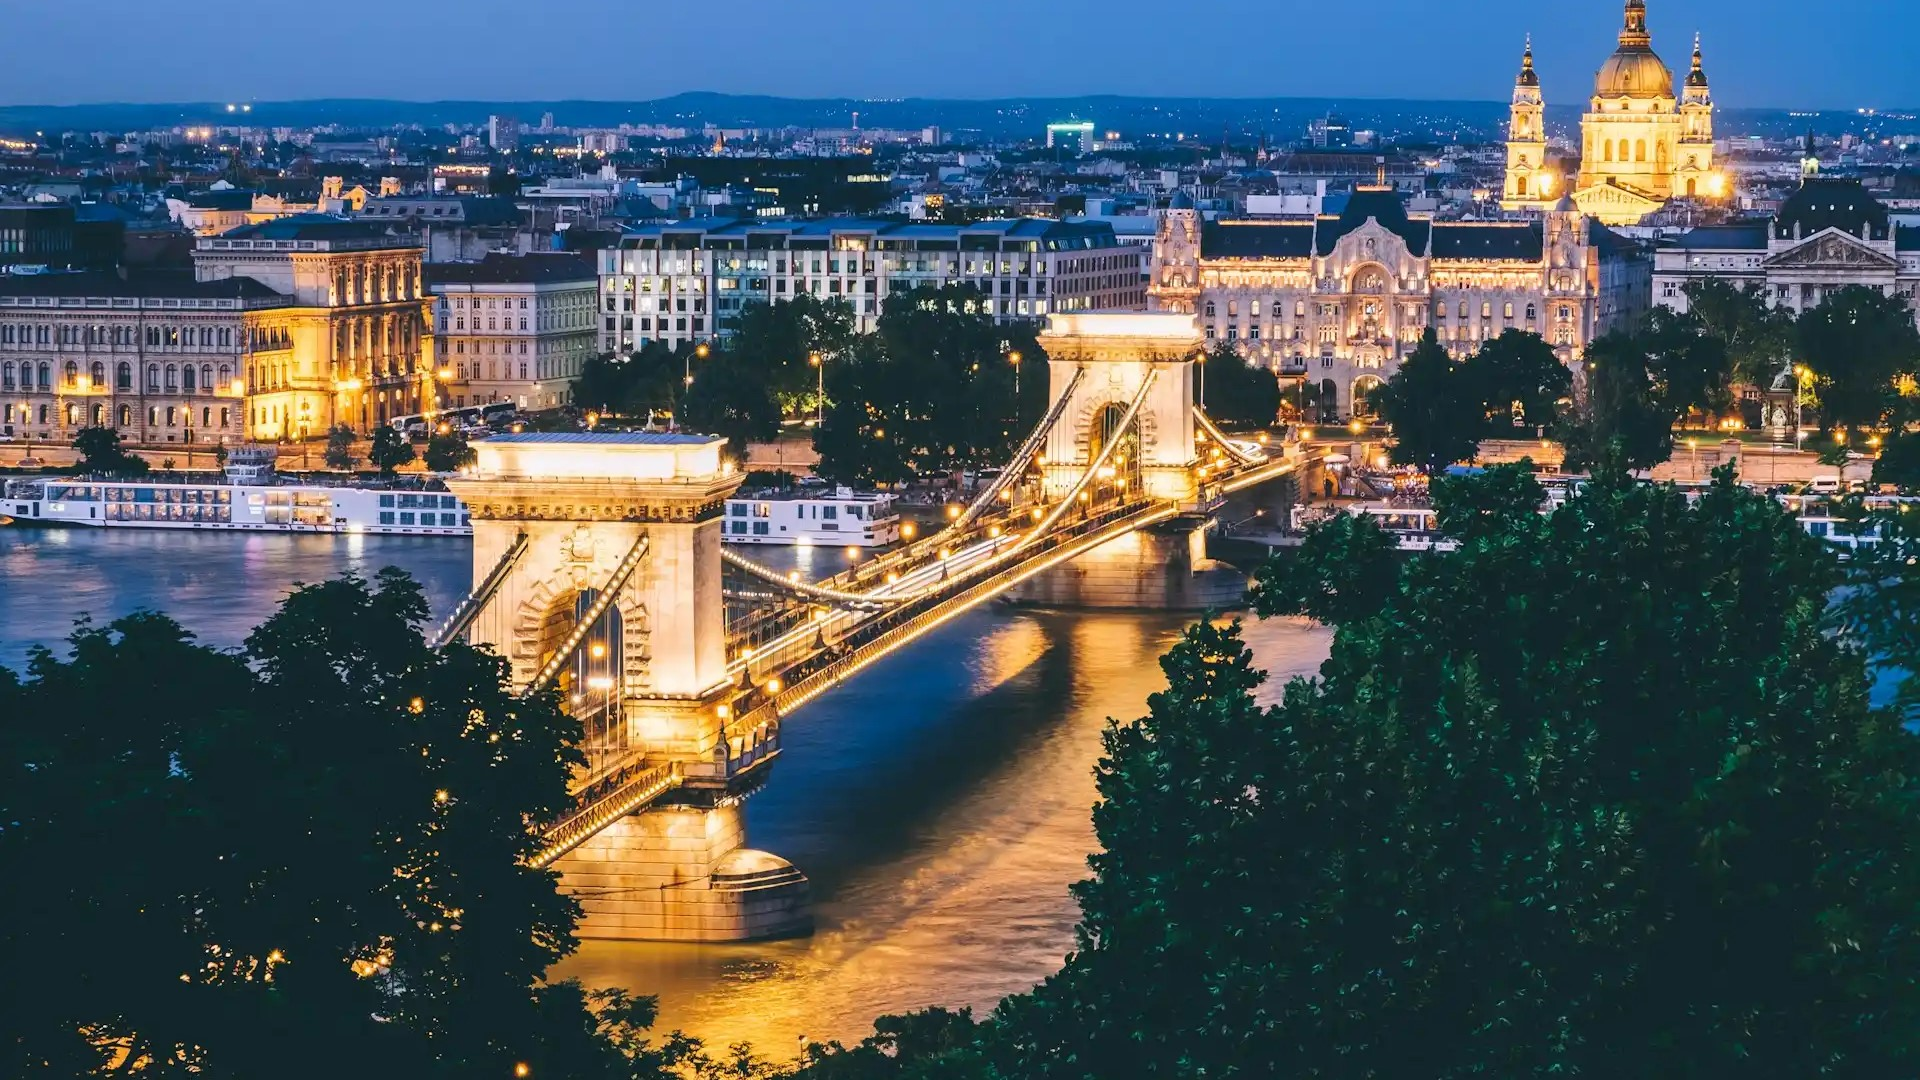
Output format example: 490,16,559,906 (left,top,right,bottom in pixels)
0,93,1910,143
